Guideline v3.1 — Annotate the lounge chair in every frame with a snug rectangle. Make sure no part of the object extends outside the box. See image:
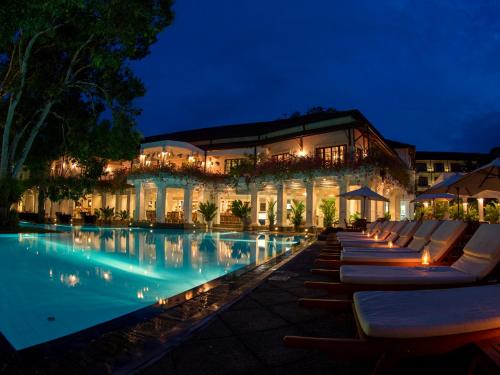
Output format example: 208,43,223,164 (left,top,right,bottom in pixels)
316,220,442,267
284,284,500,373
337,221,408,247
307,223,500,295
336,221,381,240
317,220,467,268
